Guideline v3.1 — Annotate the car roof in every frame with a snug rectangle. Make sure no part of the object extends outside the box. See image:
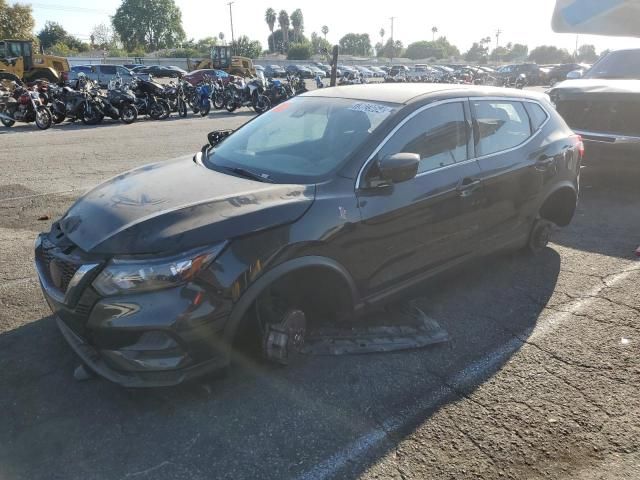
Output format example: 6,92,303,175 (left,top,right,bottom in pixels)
302,83,548,104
